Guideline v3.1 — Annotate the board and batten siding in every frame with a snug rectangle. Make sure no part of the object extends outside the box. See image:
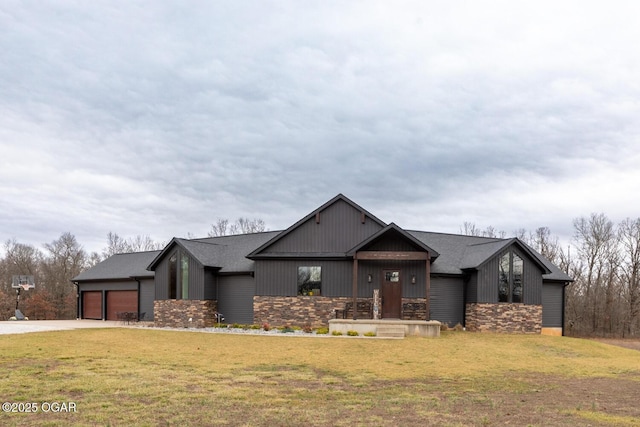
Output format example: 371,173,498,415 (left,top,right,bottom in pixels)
542,283,565,327
154,249,207,300
430,276,465,327
139,278,155,320
217,275,255,324
474,247,543,305
263,200,383,254
255,259,352,297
